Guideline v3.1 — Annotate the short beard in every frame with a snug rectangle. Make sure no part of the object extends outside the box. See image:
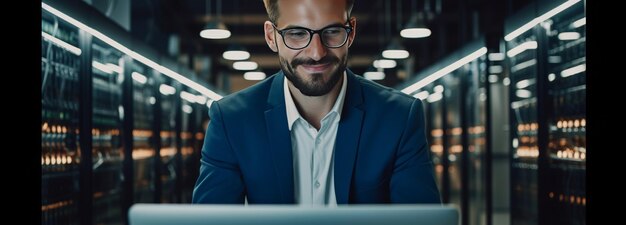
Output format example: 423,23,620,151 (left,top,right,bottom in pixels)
280,53,347,96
